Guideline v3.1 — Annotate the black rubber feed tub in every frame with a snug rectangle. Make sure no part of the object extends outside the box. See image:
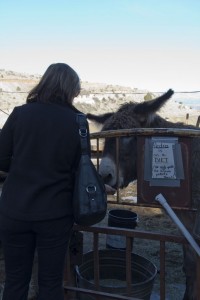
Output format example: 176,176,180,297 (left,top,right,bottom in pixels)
106,209,138,250
76,249,157,300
